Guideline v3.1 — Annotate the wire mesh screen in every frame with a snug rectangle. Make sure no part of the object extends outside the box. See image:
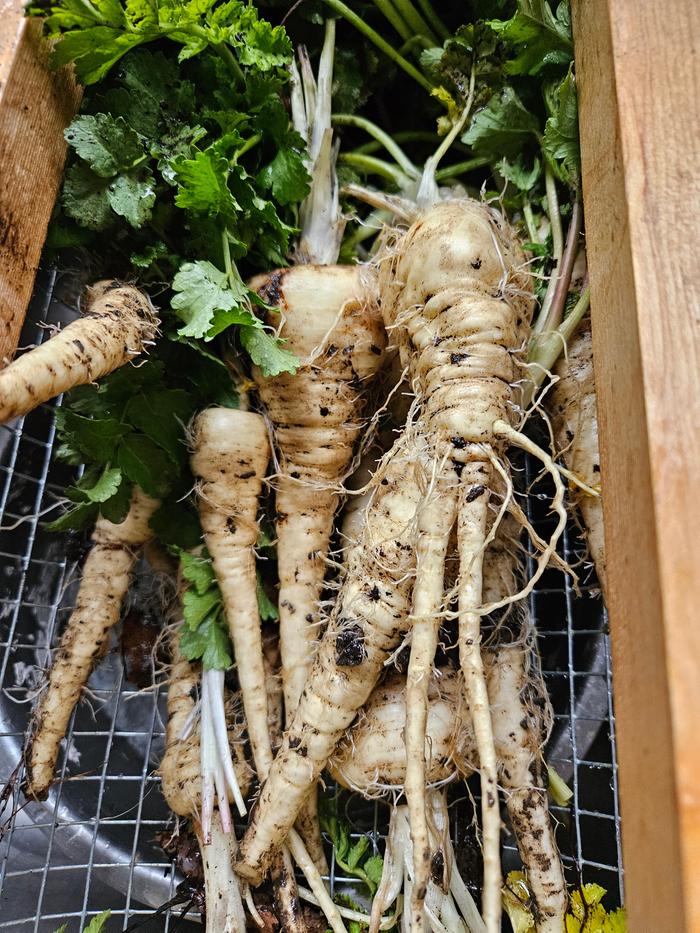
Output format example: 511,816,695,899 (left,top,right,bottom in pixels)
0,269,623,931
